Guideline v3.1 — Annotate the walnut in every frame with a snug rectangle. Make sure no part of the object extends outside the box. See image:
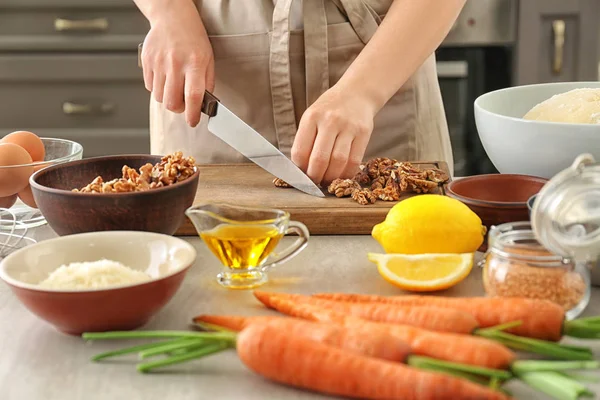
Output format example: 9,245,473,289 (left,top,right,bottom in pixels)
370,176,386,191
375,172,402,201
351,188,377,205
397,162,423,175
327,179,361,198
405,175,439,193
72,152,196,193
425,168,450,184
273,178,292,188
112,179,137,193
353,169,371,185
365,157,397,180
